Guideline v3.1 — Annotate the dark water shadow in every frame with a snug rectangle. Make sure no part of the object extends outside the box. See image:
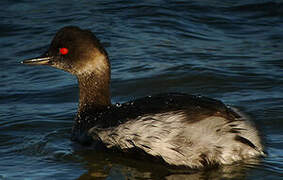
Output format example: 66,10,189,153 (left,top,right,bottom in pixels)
72,145,263,180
